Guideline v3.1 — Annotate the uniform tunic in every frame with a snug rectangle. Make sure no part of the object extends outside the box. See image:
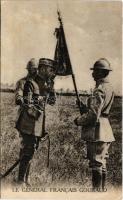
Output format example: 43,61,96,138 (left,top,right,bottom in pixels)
15,76,43,137
75,78,115,171
76,78,115,142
